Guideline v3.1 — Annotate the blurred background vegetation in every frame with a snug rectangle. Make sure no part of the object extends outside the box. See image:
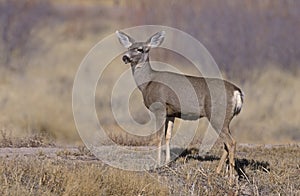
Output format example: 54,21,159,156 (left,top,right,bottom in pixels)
0,0,299,144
